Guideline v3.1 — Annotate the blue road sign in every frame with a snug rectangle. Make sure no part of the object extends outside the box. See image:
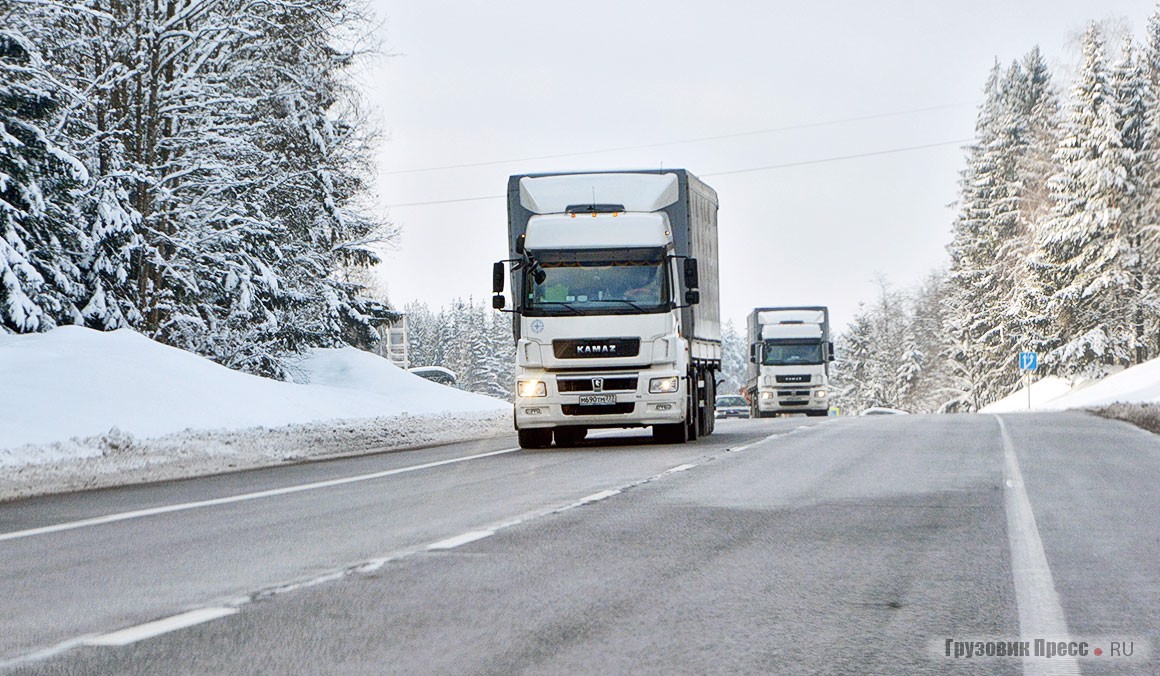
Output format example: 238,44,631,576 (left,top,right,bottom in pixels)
1018,351,1038,371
